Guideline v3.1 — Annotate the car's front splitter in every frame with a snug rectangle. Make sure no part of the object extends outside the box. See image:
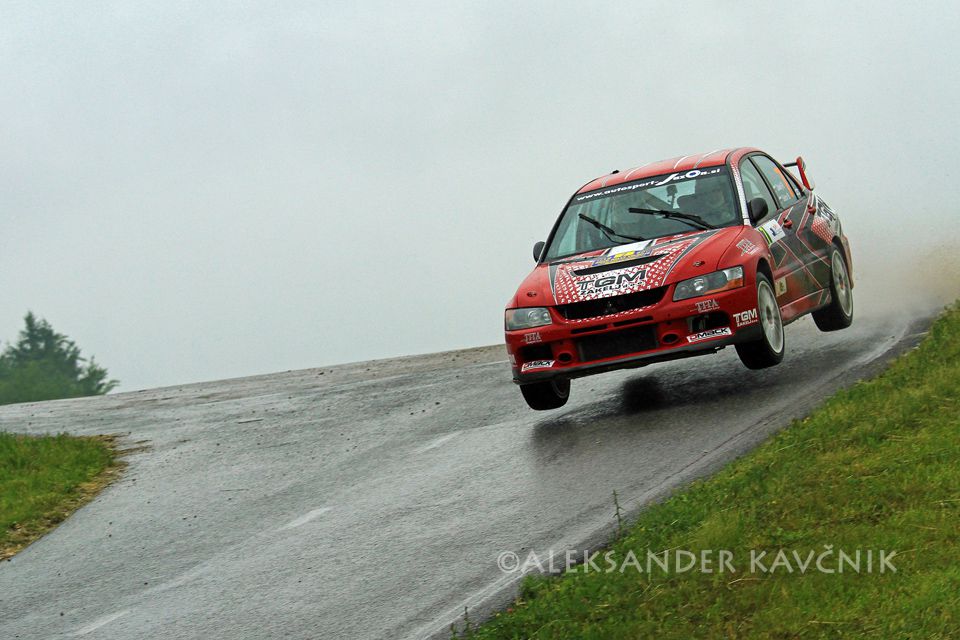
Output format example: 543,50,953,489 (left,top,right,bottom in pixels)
511,324,762,384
